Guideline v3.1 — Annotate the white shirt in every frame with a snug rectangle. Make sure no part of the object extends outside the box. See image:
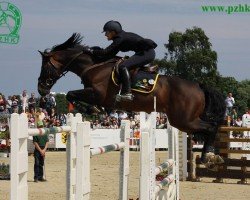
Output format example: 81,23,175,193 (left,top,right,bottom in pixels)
20,94,29,112
235,120,242,127
225,96,235,108
119,112,128,120
242,113,250,127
